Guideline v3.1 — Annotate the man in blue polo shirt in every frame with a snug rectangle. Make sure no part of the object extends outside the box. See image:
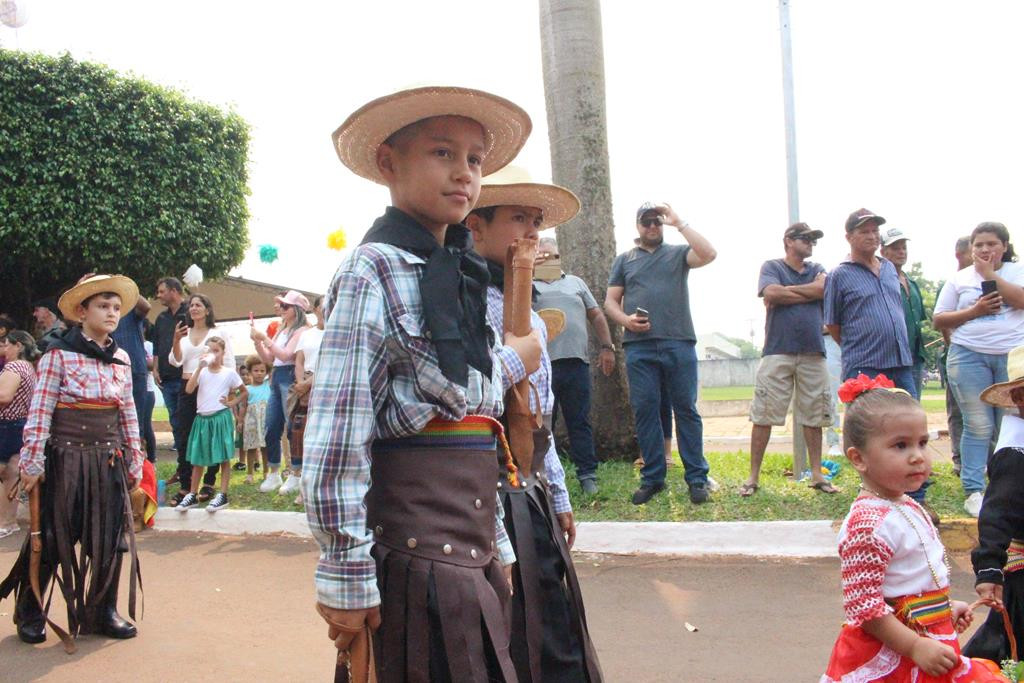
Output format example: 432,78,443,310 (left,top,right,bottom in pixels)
606,202,717,505
824,208,915,395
